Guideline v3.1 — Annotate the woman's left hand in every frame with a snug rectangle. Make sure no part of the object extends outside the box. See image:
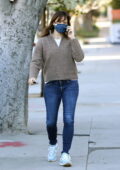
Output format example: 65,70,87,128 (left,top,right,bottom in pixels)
67,26,75,39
